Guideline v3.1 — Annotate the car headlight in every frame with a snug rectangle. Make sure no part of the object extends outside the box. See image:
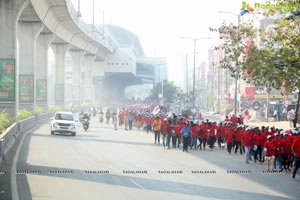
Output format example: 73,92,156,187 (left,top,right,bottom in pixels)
53,123,59,128
69,124,75,129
